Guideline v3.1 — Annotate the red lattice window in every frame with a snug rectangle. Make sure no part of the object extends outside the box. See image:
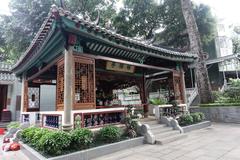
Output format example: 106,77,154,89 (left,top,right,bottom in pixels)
56,59,64,110
23,80,28,112
74,56,95,109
